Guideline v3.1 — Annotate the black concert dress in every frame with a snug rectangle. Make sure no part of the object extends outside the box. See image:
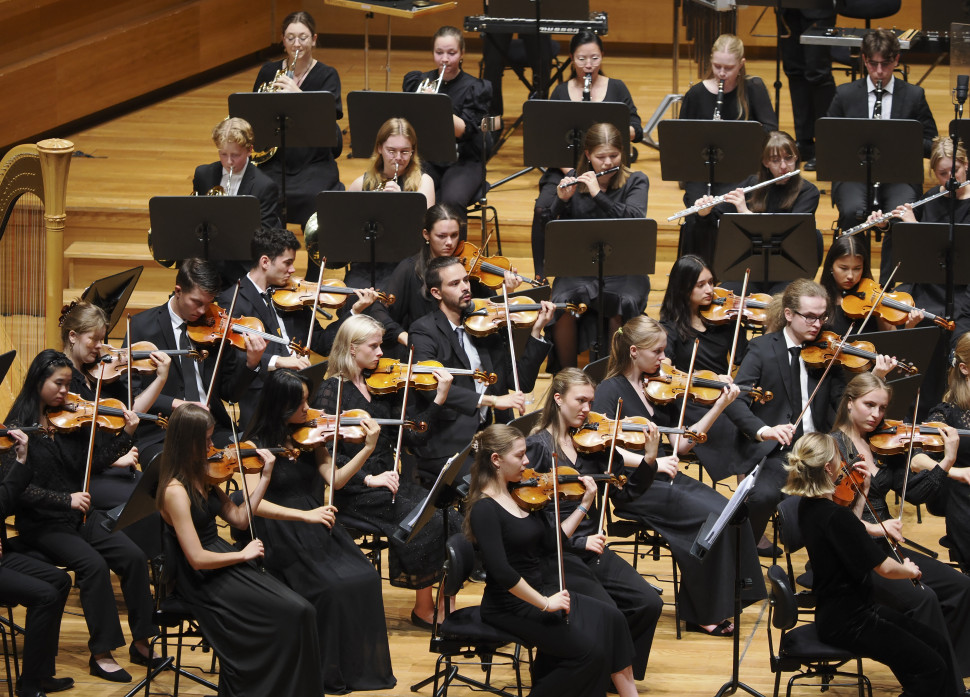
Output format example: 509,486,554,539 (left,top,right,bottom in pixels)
593,374,766,625
470,496,634,697
314,377,462,589
164,489,322,696
926,402,970,568
249,448,395,693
